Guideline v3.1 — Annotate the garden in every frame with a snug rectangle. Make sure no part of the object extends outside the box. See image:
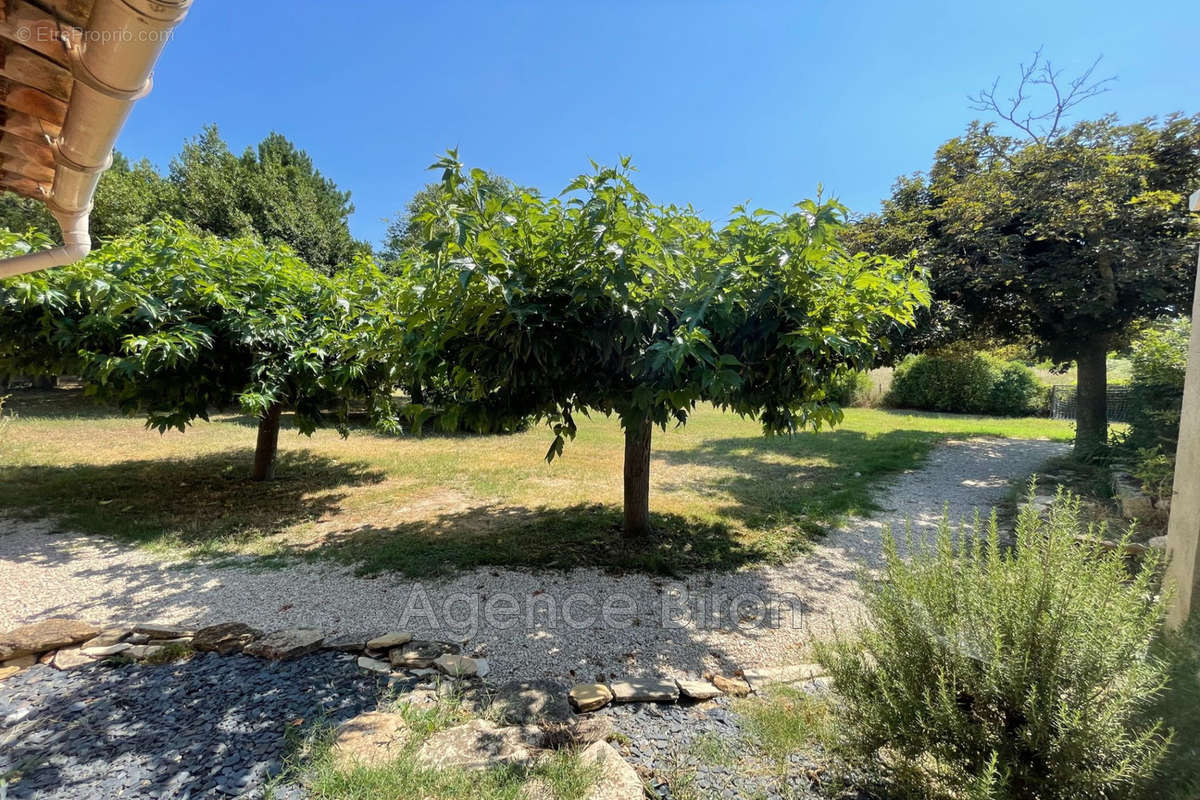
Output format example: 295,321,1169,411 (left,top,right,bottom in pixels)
0,43,1198,800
